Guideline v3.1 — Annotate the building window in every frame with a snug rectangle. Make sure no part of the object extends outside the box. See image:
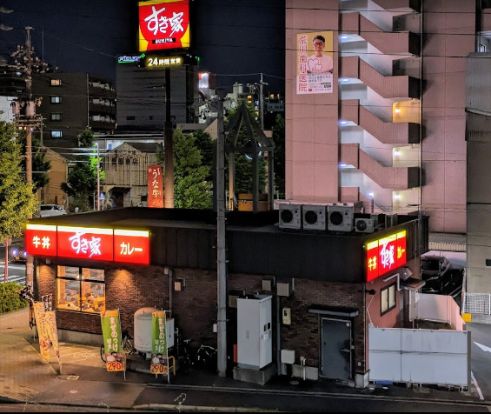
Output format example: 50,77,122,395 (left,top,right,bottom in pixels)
51,130,63,138
126,116,135,121
50,79,62,86
380,283,396,314
50,113,62,121
50,96,62,104
56,266,105,313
